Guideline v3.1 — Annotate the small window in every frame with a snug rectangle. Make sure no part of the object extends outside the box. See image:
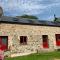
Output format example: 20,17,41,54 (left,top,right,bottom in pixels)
20,36,27,45
42,35,49,48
